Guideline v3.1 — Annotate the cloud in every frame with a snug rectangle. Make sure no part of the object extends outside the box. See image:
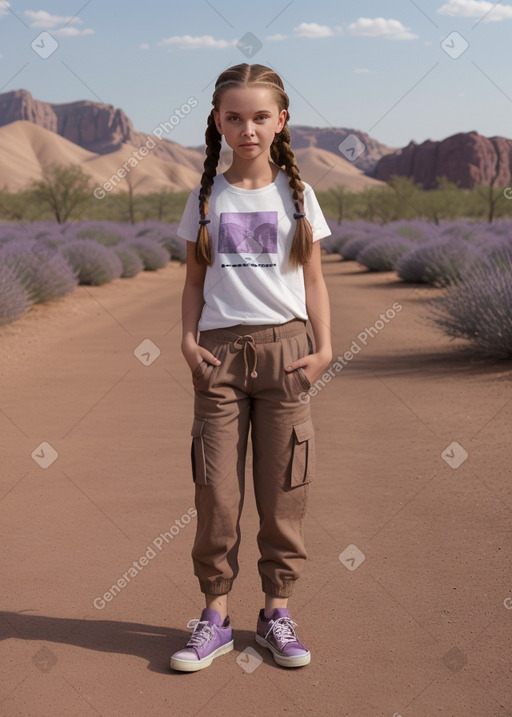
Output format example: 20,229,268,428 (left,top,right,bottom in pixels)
0,1,10,18
354,68,371,74
349,17,418,40
437,0,512,21
293,22,335,38
158,34,233,50
139,43,150,50
24,9,93,35
54,26,94,37
266,33,287,42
